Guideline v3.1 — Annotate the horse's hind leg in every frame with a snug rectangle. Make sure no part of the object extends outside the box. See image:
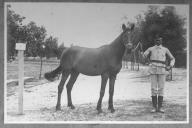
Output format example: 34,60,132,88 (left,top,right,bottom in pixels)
66,71,79,109
97,73,108,113
56,71,70,111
